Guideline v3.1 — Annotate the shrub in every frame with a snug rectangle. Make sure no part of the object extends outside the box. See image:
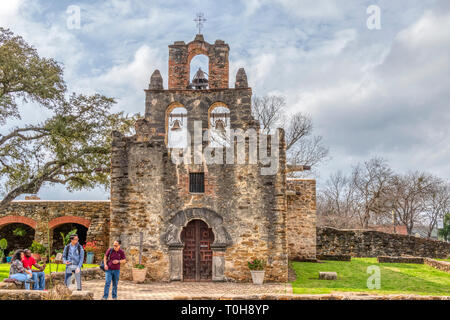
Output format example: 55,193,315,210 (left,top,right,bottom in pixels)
30,240,47,255
134,264,146,269
248,259,266,271
12,227,27,237
0,238,7,260
83,241,98,253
